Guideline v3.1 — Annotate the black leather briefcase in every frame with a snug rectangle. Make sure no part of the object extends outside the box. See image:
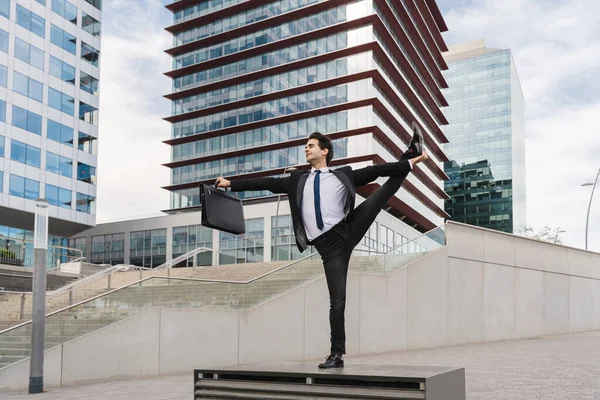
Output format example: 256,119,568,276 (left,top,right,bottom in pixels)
200,184,246,235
